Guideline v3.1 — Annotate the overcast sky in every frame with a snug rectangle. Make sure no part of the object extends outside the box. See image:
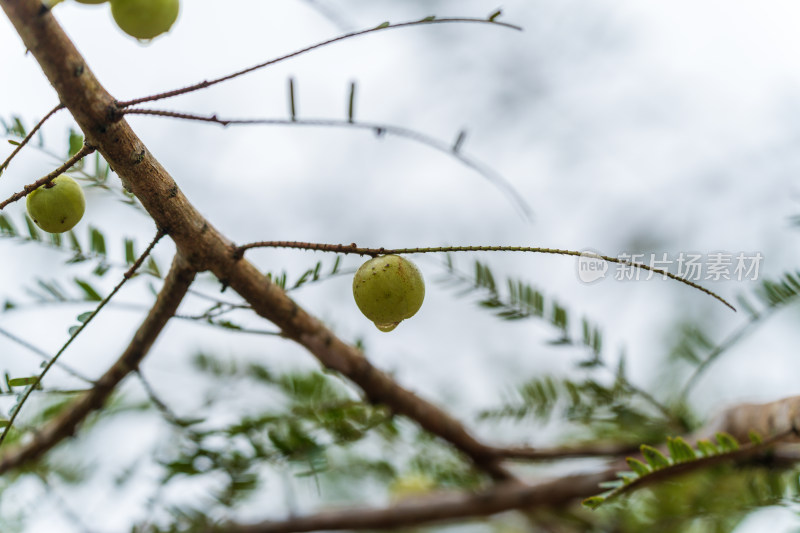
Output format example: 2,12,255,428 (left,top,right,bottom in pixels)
2,1,800,531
